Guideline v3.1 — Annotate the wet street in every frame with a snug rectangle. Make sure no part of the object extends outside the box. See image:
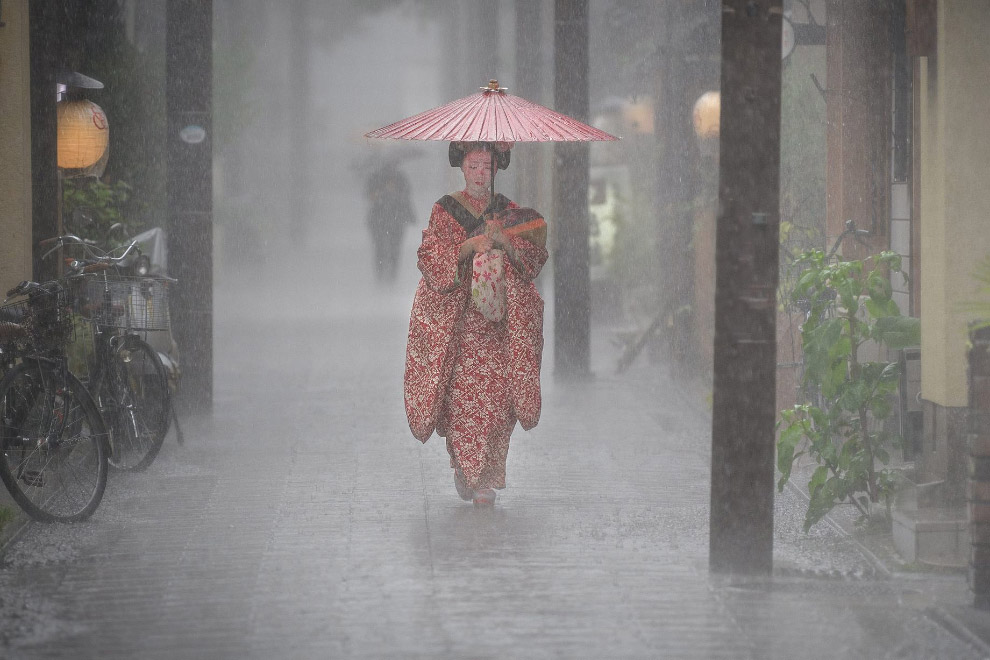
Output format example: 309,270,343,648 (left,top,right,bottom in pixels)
0,267,985,659
2,0,989,656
